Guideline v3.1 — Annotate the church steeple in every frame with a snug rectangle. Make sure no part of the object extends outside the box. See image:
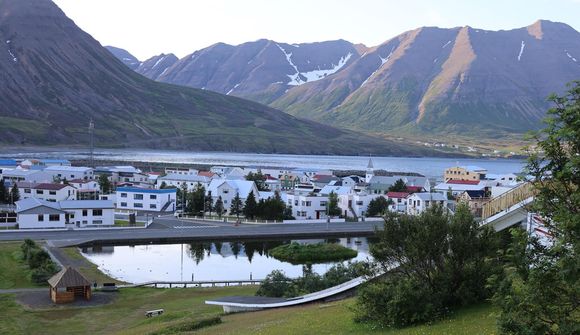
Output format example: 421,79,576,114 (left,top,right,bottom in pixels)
365,157,375,183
